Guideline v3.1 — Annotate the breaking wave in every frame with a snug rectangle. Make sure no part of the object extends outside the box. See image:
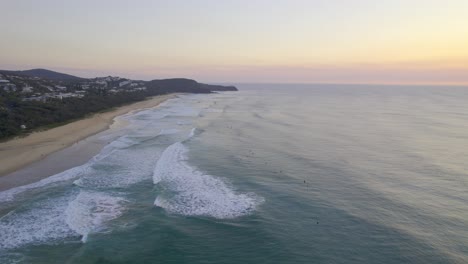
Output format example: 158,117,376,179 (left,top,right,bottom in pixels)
153,142,262,219
65,190,127,242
